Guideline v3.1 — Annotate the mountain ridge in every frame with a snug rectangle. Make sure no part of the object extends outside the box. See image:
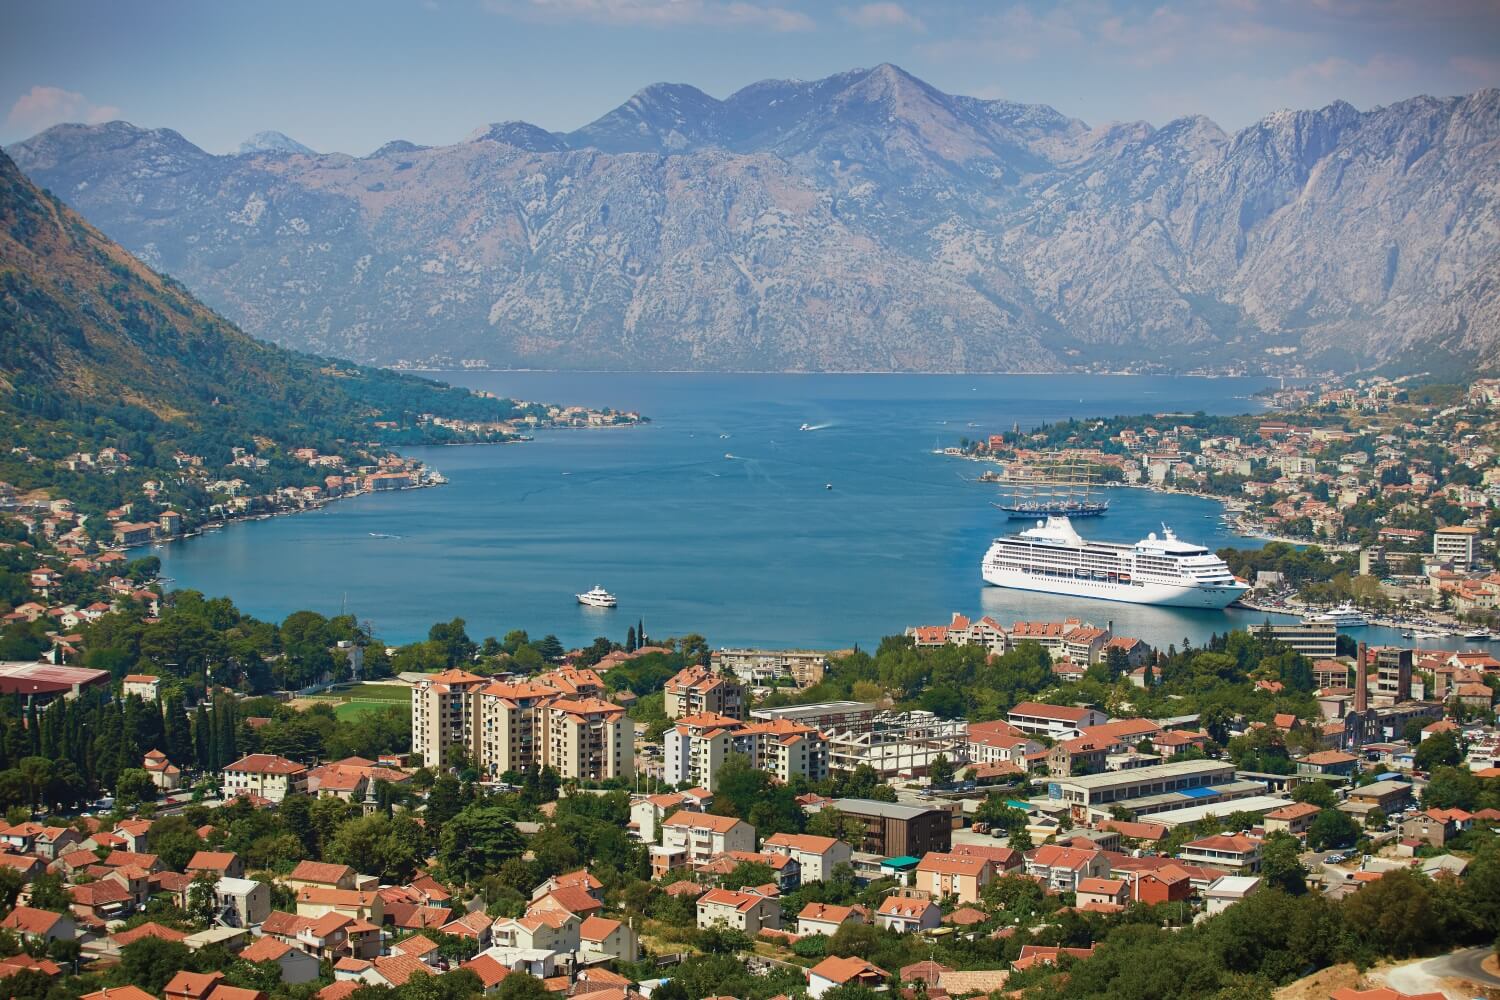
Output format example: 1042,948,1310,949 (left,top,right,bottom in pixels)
9,66,1500,373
